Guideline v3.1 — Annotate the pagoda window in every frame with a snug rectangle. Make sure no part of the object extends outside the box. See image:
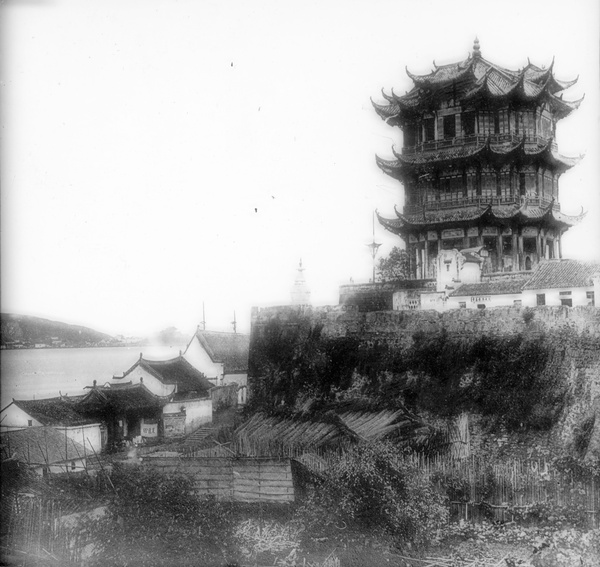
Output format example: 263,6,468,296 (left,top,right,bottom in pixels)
495,172,502,197
462,171,467,198
423,117,435,142
501,110,509,134
404,125,417,148
541,115,552,138
493,112,500,135
476,168,482,197
463,112,476,136
443,115,456,139
482,167,495,199
519,173,526,197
